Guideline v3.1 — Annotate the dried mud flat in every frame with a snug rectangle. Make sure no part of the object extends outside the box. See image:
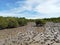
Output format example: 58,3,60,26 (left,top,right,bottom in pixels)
0,22,60,45
0,22,44,45
0,22,44,39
